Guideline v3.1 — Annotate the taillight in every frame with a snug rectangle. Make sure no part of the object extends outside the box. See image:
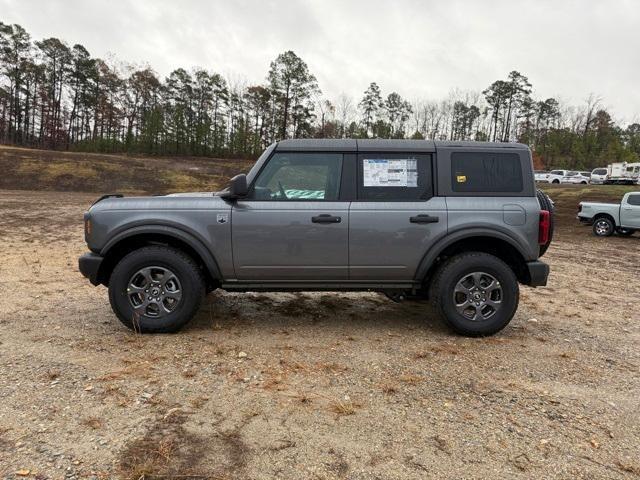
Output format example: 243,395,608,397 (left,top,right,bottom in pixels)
539,210,550,245
577,204,582,213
